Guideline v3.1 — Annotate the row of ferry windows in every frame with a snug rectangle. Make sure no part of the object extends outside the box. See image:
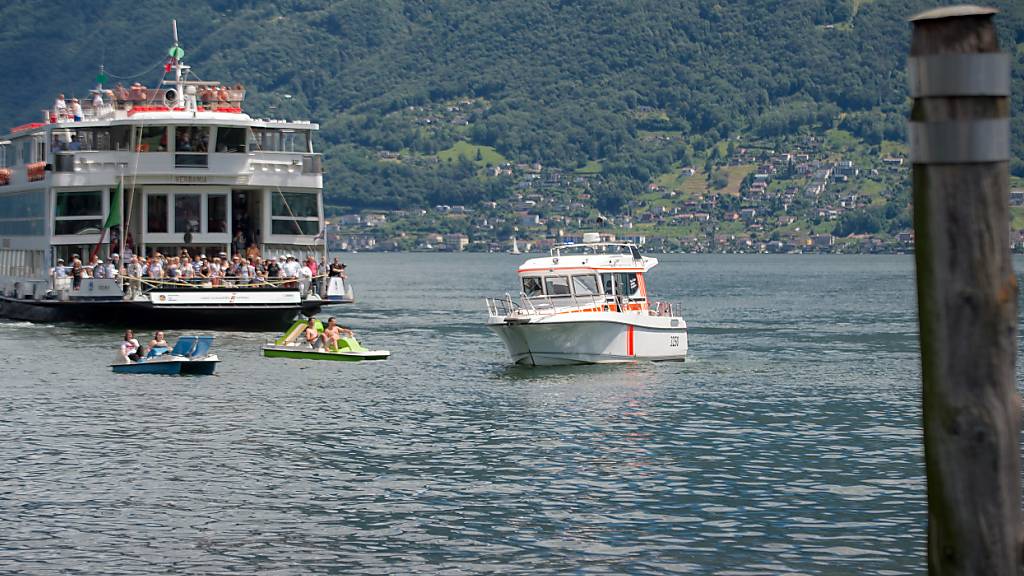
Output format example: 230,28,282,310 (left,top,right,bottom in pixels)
0,128,312,168
522,273,642,299
42,127,311,156
52,190,319,220
0,188,319,237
